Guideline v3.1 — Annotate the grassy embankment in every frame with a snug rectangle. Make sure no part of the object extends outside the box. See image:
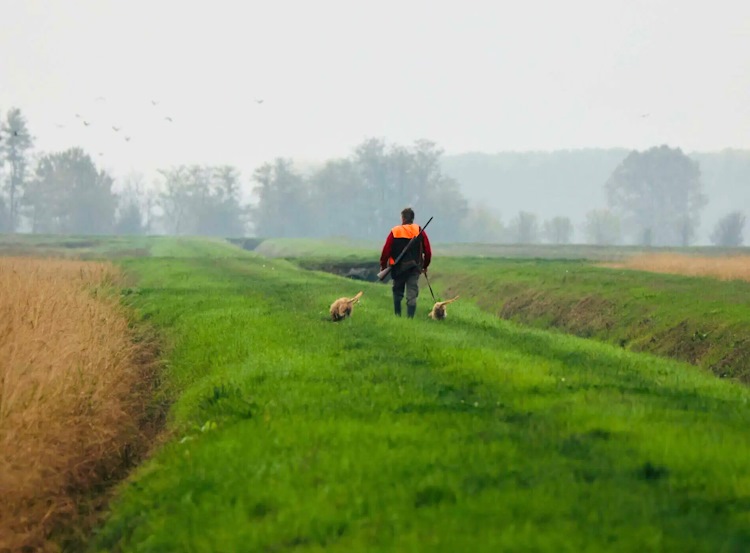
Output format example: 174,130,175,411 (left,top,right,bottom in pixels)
262,238,750,384
254,236,750,262
89,238,750,552
428,257,750,382
0,234,239,260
